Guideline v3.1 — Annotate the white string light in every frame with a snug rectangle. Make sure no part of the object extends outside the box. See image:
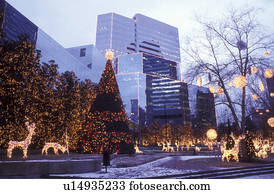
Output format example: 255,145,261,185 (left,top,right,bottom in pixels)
42,142,69,155
7,122,36,159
